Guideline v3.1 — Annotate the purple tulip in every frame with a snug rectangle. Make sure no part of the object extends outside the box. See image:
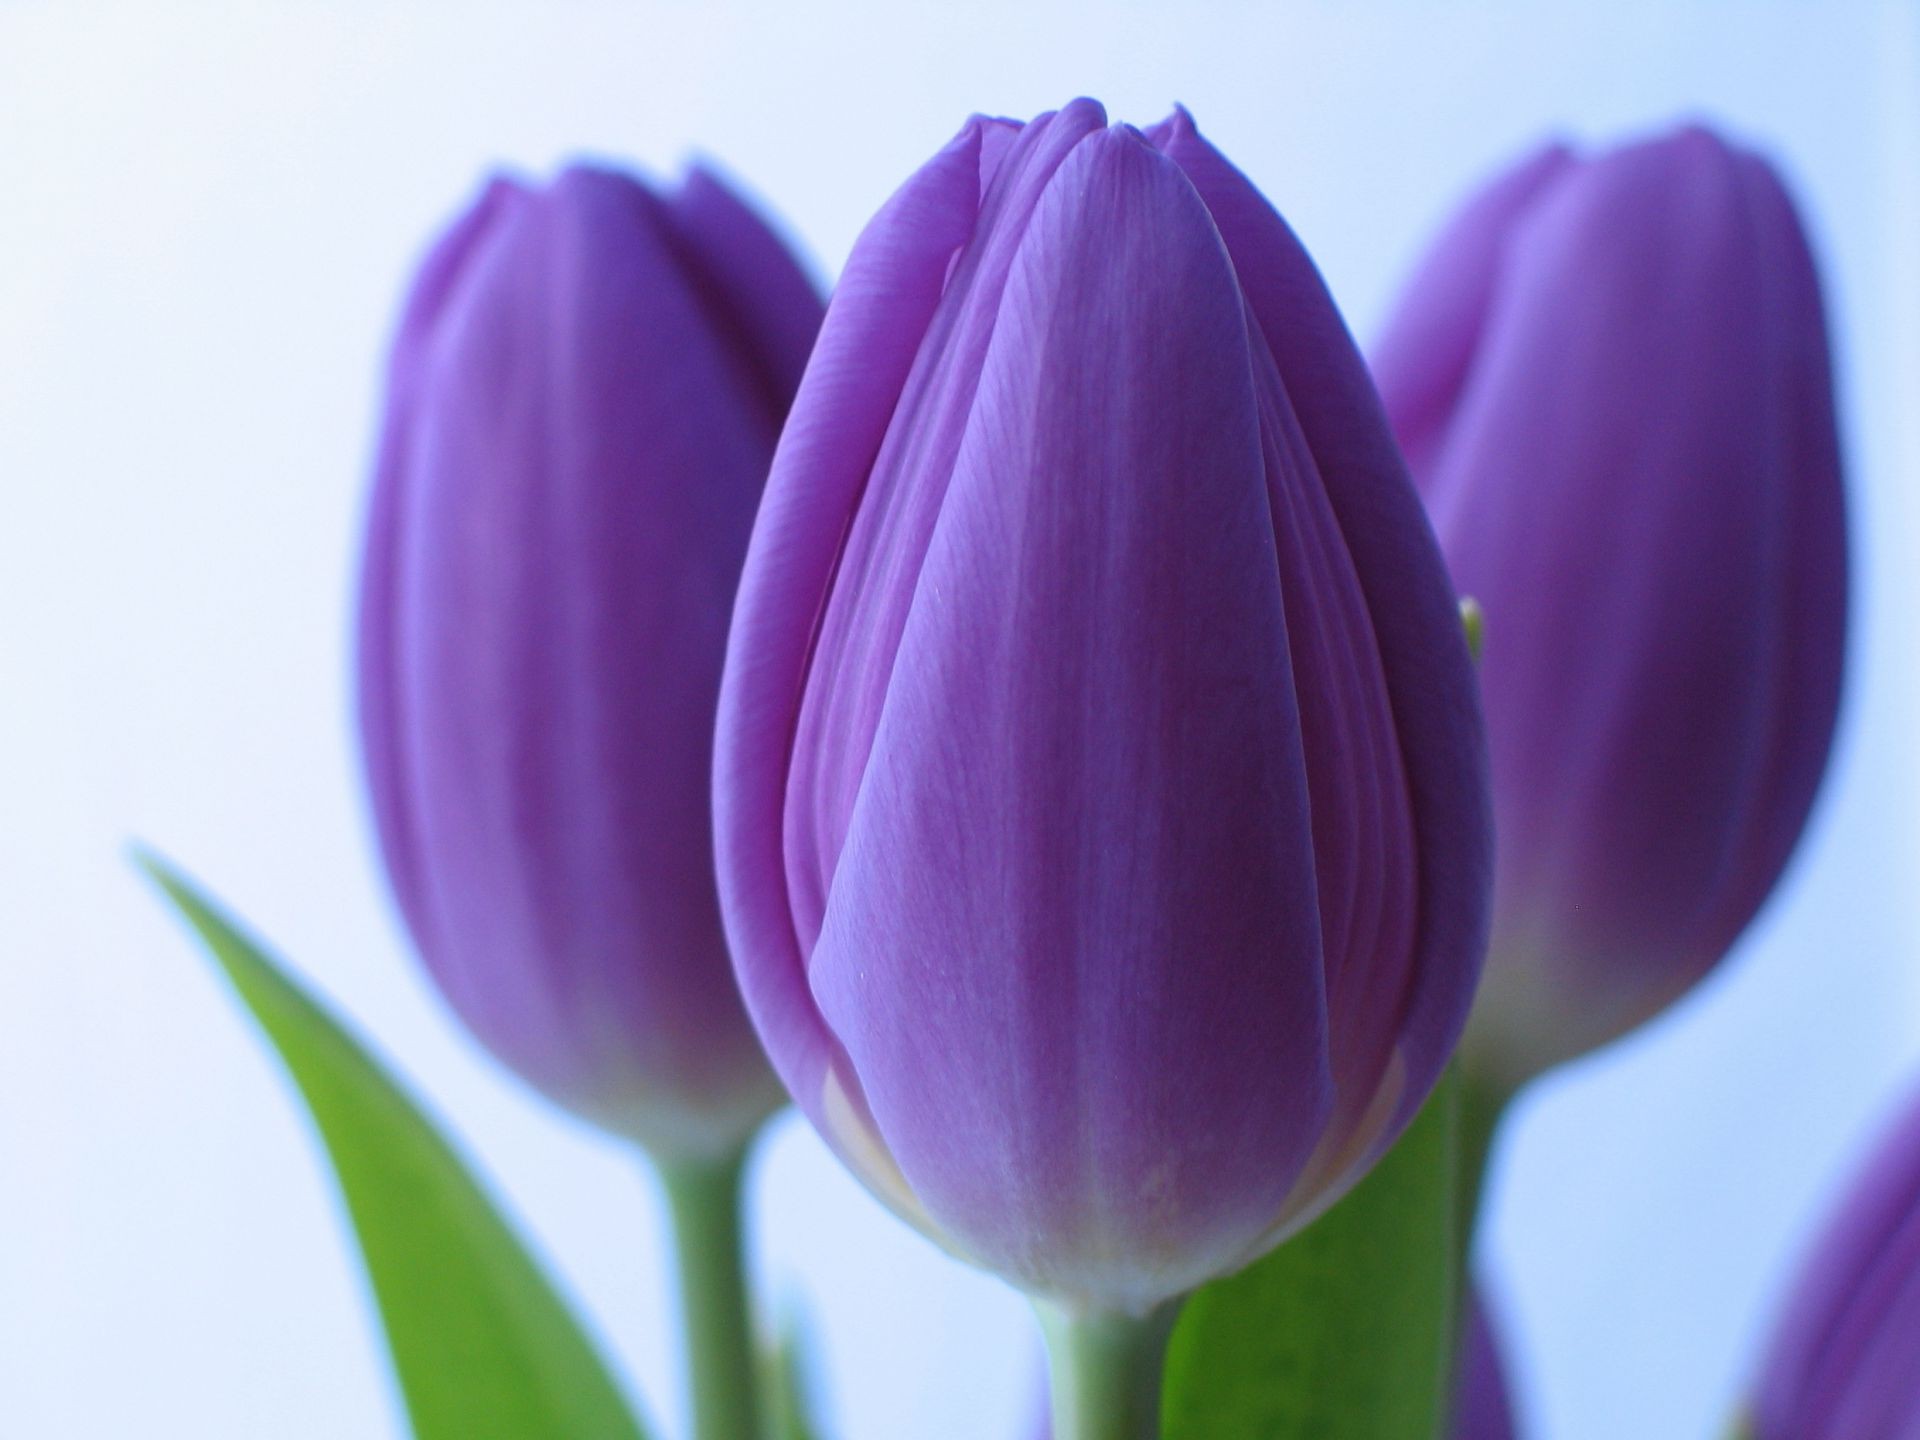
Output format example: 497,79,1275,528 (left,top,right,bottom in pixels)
713,99,1491,1313
358,163,823,1159
1372,126,1847,1086
1750,1078,1920,1439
